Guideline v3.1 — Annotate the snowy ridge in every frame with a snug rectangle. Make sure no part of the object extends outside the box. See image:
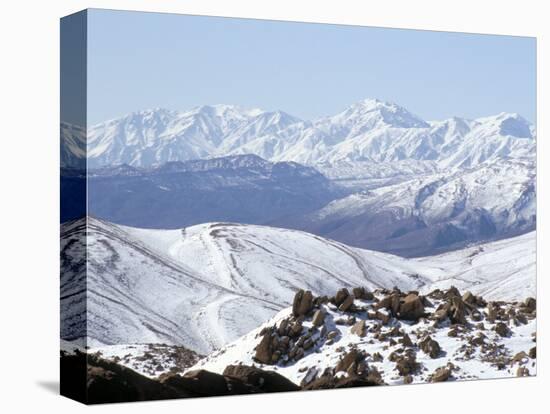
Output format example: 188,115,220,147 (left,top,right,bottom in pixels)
62,99,535,170
61,218,535,354
289,158,535,256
